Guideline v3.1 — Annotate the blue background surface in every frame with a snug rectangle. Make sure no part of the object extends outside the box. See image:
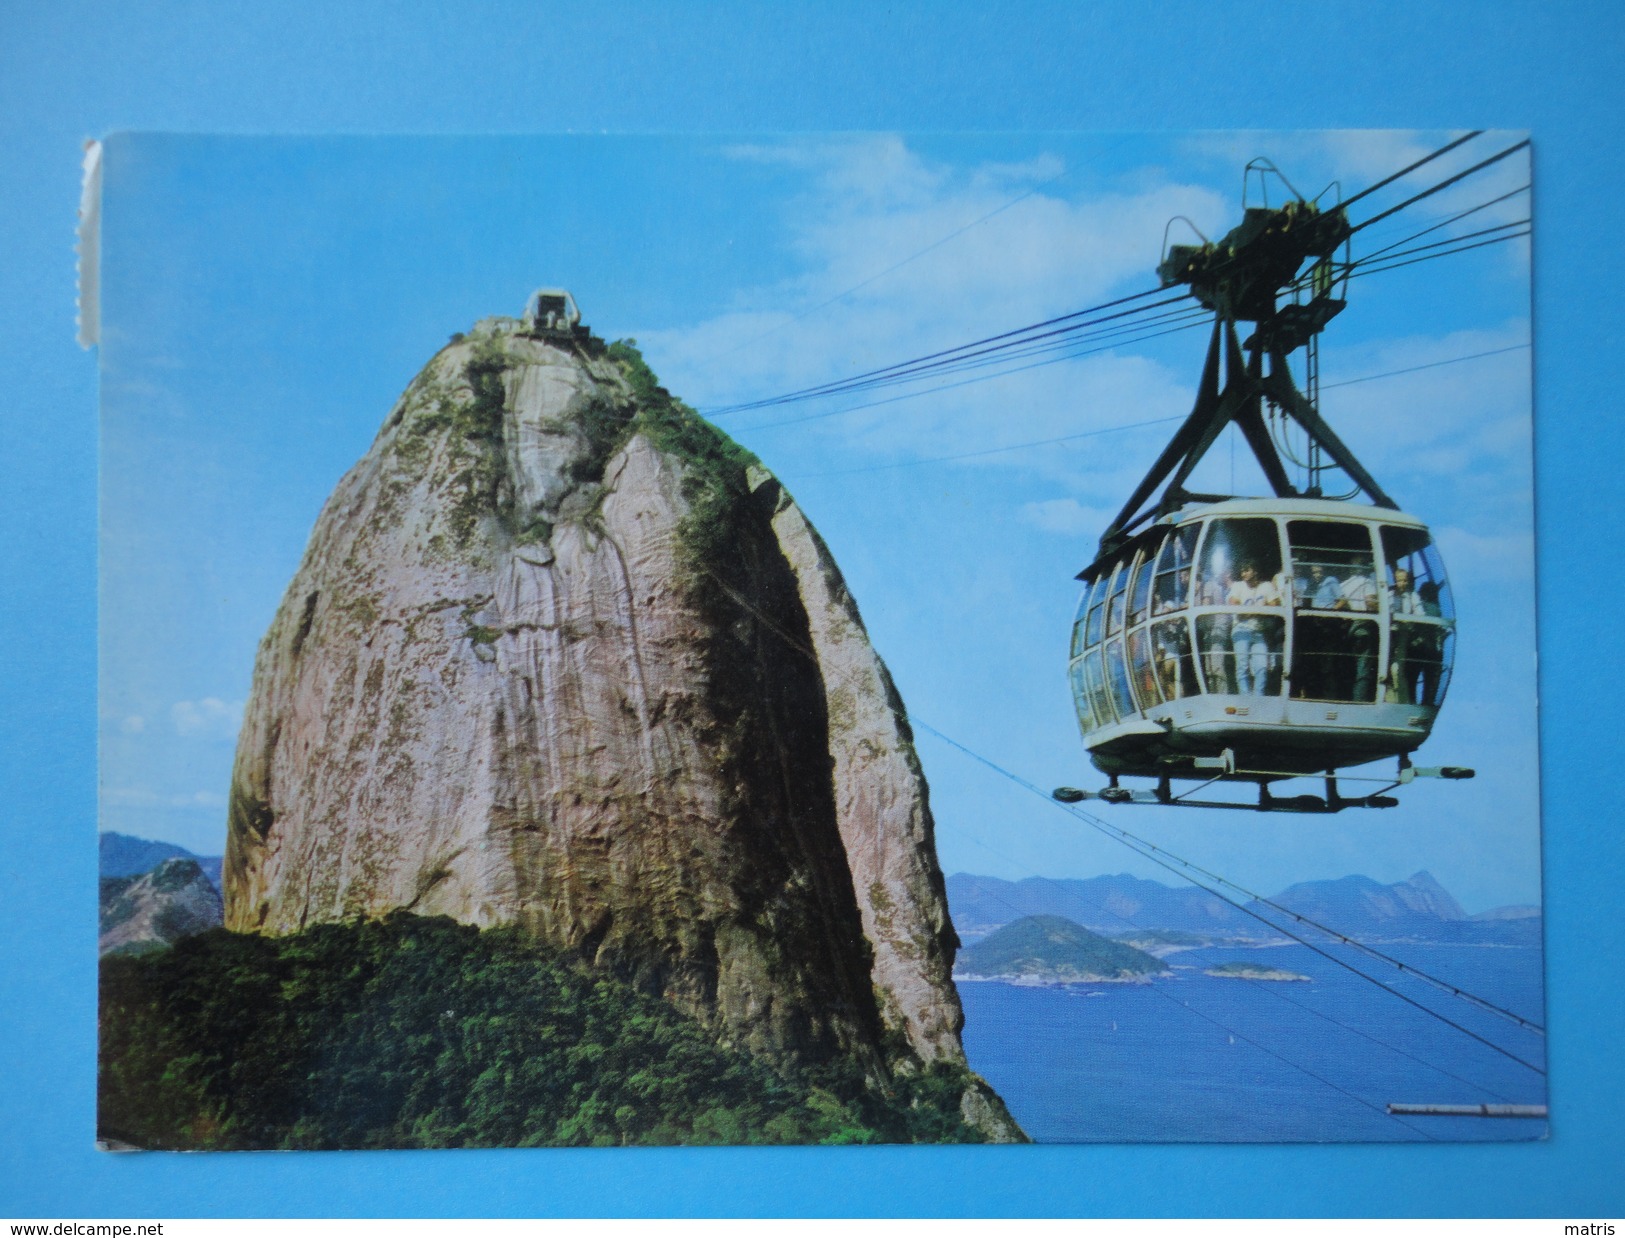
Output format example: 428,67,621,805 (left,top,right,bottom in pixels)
1,0,1618,1218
